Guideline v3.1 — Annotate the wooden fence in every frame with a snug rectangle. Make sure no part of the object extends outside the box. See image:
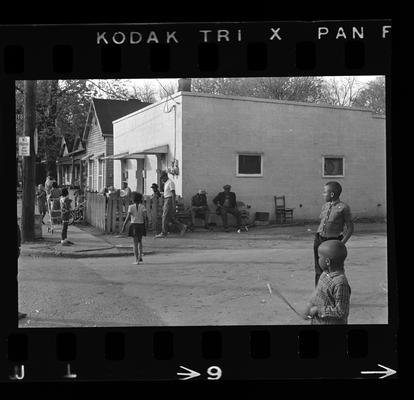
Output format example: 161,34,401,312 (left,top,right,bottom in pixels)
85,192,163,234
85,192,107,231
